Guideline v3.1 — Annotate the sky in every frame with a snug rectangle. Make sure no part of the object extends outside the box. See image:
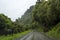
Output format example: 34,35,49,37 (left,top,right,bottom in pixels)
0,0,37,21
